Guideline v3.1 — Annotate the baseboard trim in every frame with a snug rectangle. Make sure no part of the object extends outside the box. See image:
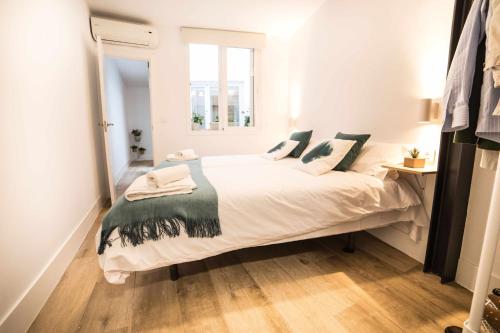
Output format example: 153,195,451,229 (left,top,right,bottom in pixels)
369,224,429,263
0,195,103,333
456,257,500,292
